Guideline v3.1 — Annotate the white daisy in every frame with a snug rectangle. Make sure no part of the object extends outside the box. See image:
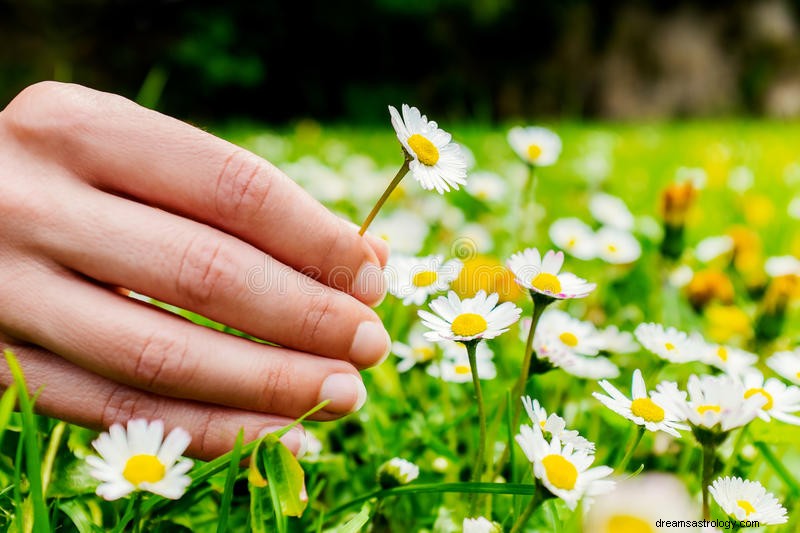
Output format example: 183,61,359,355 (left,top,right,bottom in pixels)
740,371,800,425
418,290,522,342
522,396,595,453
597,325,640,354
694,235,734,263
465,171,507,201
86,419,192,501
370,209,429,255
507,248,596,299
463,517,502,533
709,476,788,525
549,218,597,260
551,353,621,380
765,255,800,277
634,323,704,364
584,474,700,533
701,342,757,376
388,104,468,193
767,349,800,385
385,254,463,306
665,374,765,432
789,196,800,219
456,223,494,254
427,341,497,383
515,425,614,510
507,126,562,167
377,457,419,488
589,192,634,231
593,369,689,437
594,227,641,264
668,265,695,288
532,310,606,357
392,329,438,373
